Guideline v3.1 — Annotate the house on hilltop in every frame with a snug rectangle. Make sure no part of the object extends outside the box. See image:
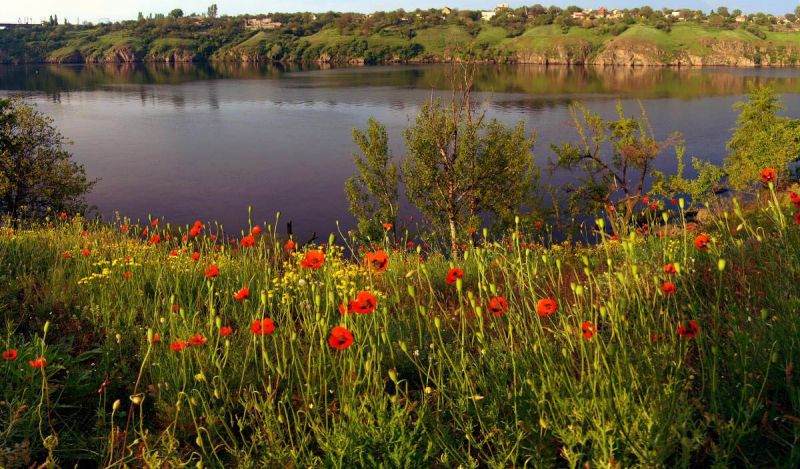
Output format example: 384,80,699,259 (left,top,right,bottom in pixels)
245,17,282,30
